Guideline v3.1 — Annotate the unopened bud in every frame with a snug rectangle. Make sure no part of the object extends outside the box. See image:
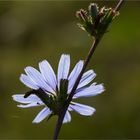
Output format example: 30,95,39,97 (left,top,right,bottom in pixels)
101,8,118,24
89,3,99,19
76,9,88,23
